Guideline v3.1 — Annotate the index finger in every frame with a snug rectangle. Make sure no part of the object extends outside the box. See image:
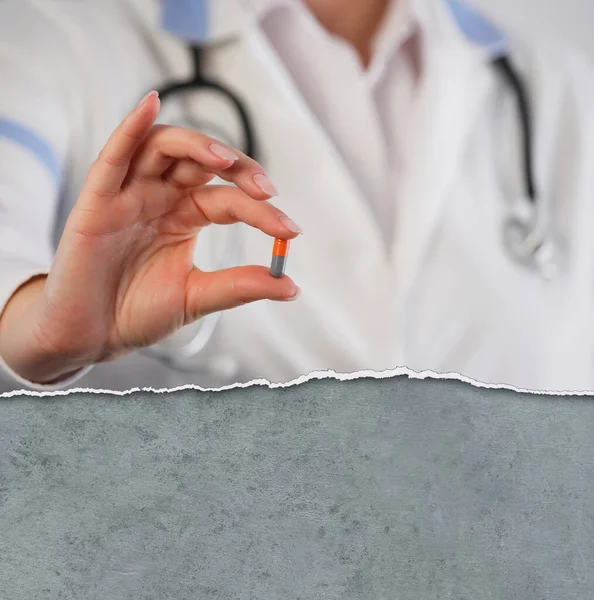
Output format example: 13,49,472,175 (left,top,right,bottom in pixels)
84,91,161,200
